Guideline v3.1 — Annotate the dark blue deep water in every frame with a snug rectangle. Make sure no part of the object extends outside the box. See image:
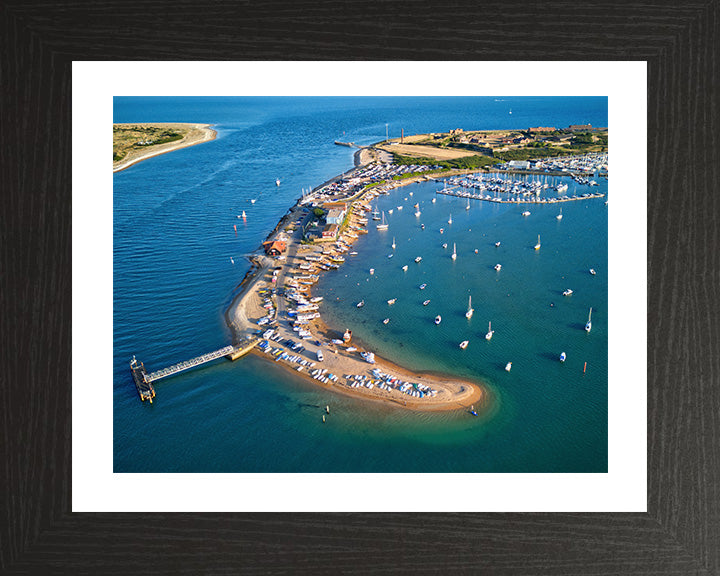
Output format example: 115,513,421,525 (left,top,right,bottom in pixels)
114,96,608,472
